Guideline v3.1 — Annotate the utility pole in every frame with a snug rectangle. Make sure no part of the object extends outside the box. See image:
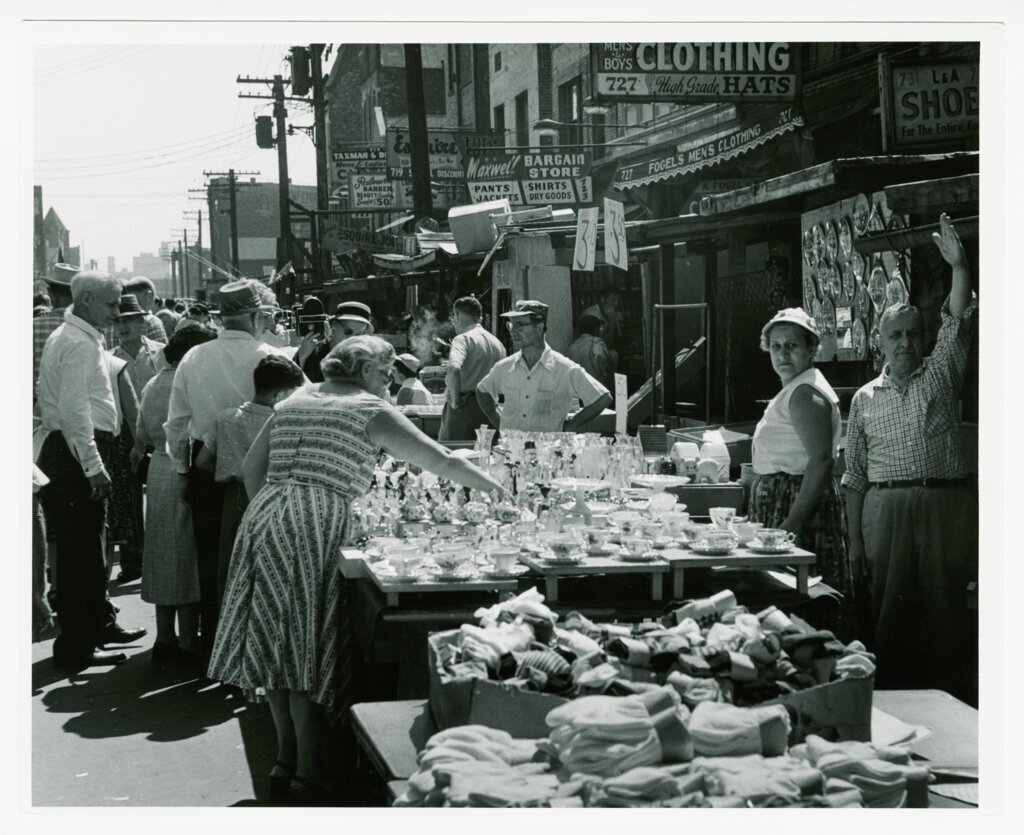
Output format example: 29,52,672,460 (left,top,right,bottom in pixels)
202,169,258,277
184,210,204,285
403,44,433,221
273,75,291,273
310,44,331,285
